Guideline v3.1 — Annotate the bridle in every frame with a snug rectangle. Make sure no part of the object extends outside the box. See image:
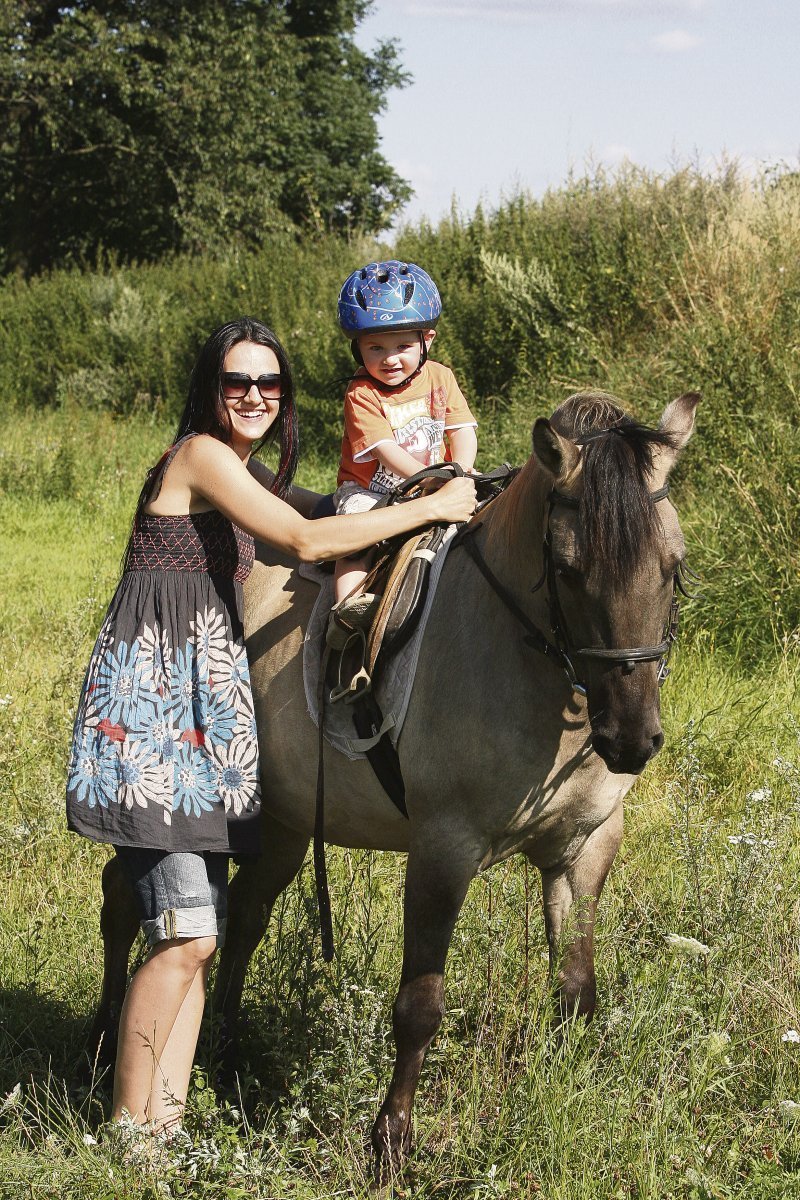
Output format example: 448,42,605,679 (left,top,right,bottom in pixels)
456,482,695,697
